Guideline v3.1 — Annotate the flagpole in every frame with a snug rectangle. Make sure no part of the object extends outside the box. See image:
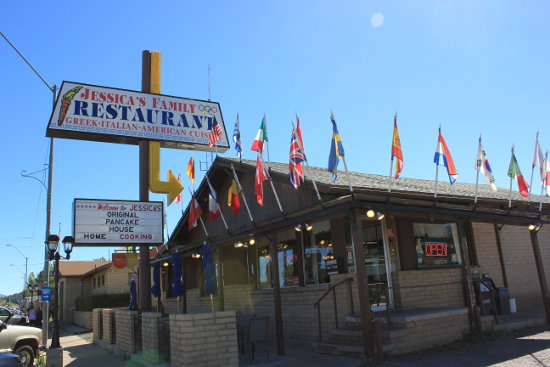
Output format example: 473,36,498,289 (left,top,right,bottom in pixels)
540,150,548,212
474,136,481,204
205,175,230,232
508,146,514,208
528,132,539,204
388,157,394,195
291,119,322,203
259,153,285,215
434,163,440,201
230,164,255,224
264,113,271,167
